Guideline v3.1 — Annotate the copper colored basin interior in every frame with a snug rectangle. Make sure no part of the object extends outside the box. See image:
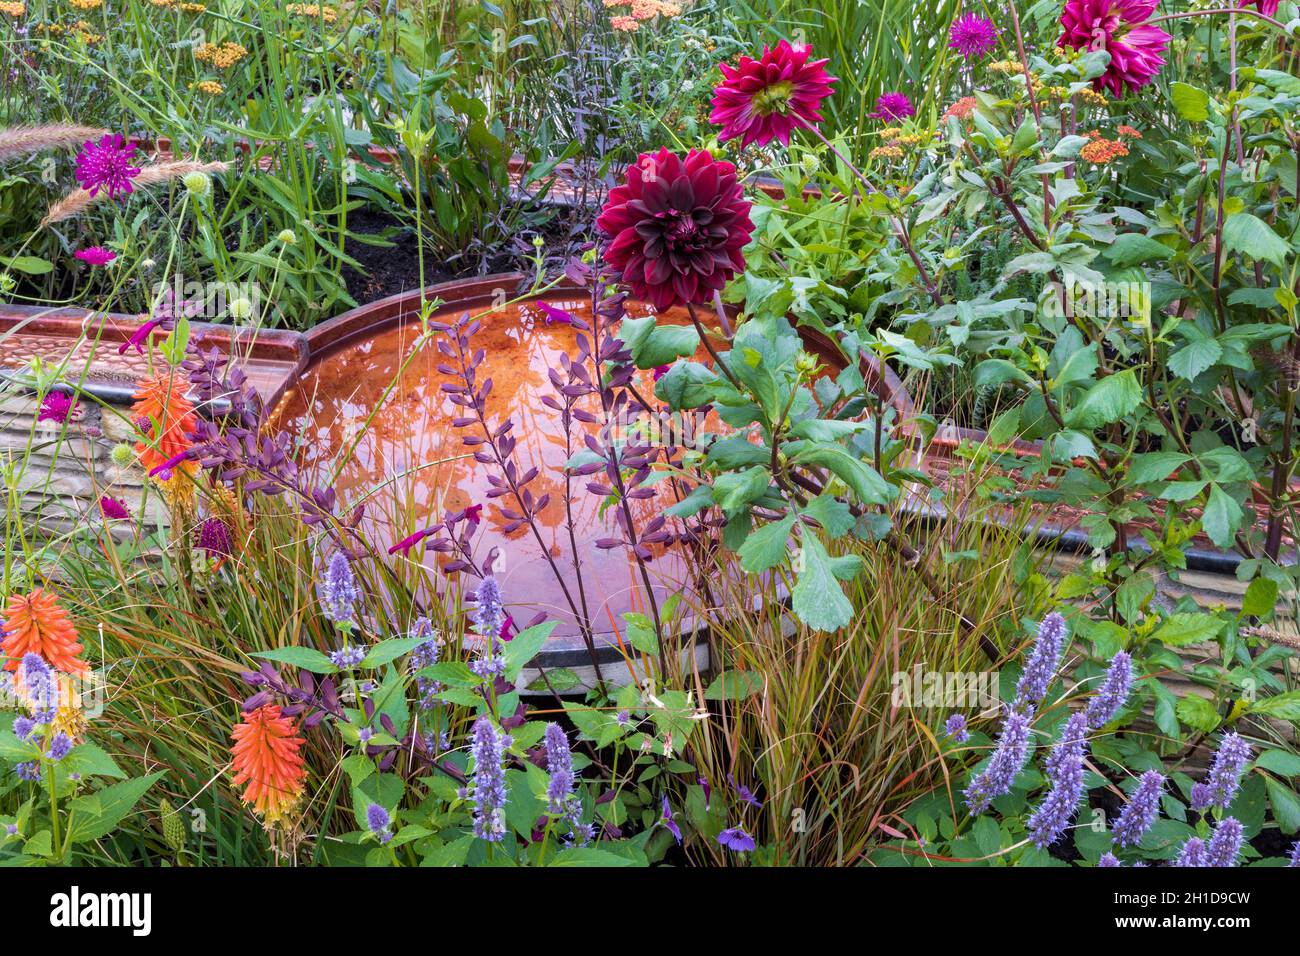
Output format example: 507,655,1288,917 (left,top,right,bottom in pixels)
277,290,725,641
